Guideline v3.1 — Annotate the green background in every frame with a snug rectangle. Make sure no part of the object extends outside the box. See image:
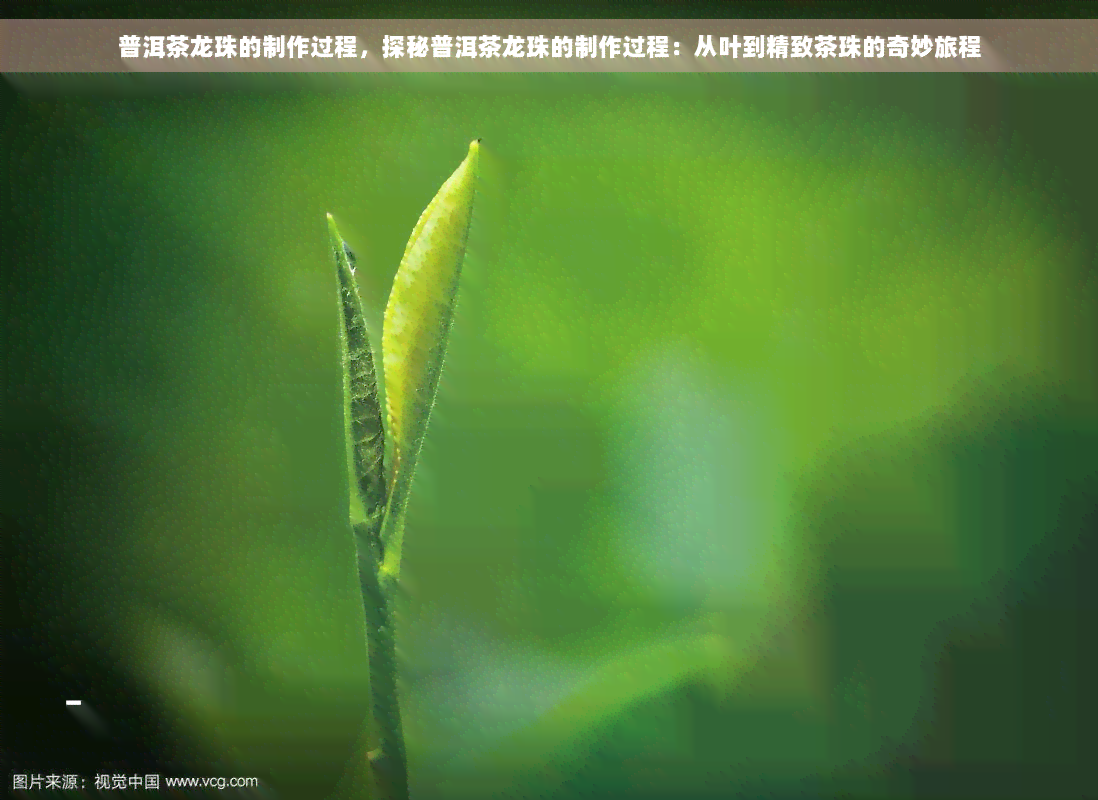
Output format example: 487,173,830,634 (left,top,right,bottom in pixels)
4,73,1097,799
